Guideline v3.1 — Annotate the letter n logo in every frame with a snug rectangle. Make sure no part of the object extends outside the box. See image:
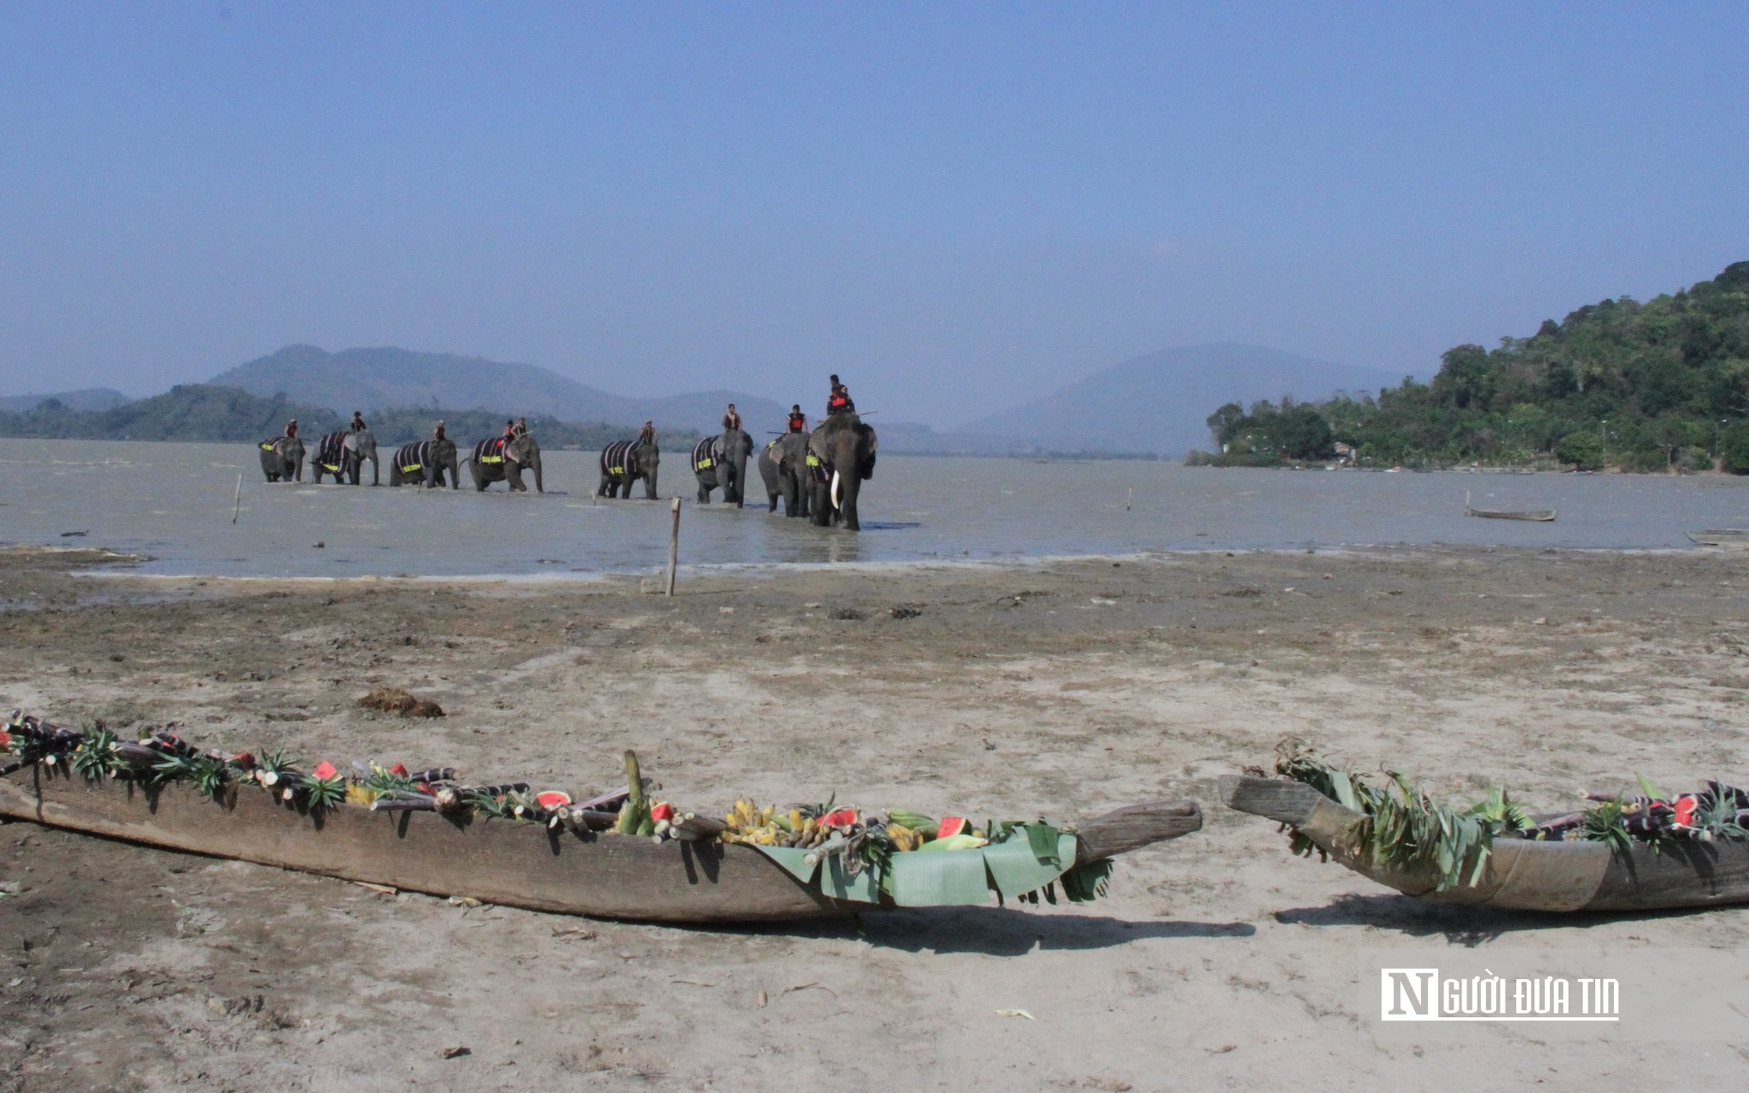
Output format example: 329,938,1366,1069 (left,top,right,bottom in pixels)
1380,968,1439,1020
